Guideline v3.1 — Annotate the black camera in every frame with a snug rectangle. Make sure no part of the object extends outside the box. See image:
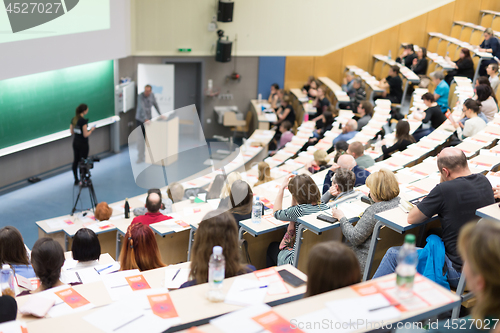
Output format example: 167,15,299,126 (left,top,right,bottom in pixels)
79,156,100,181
